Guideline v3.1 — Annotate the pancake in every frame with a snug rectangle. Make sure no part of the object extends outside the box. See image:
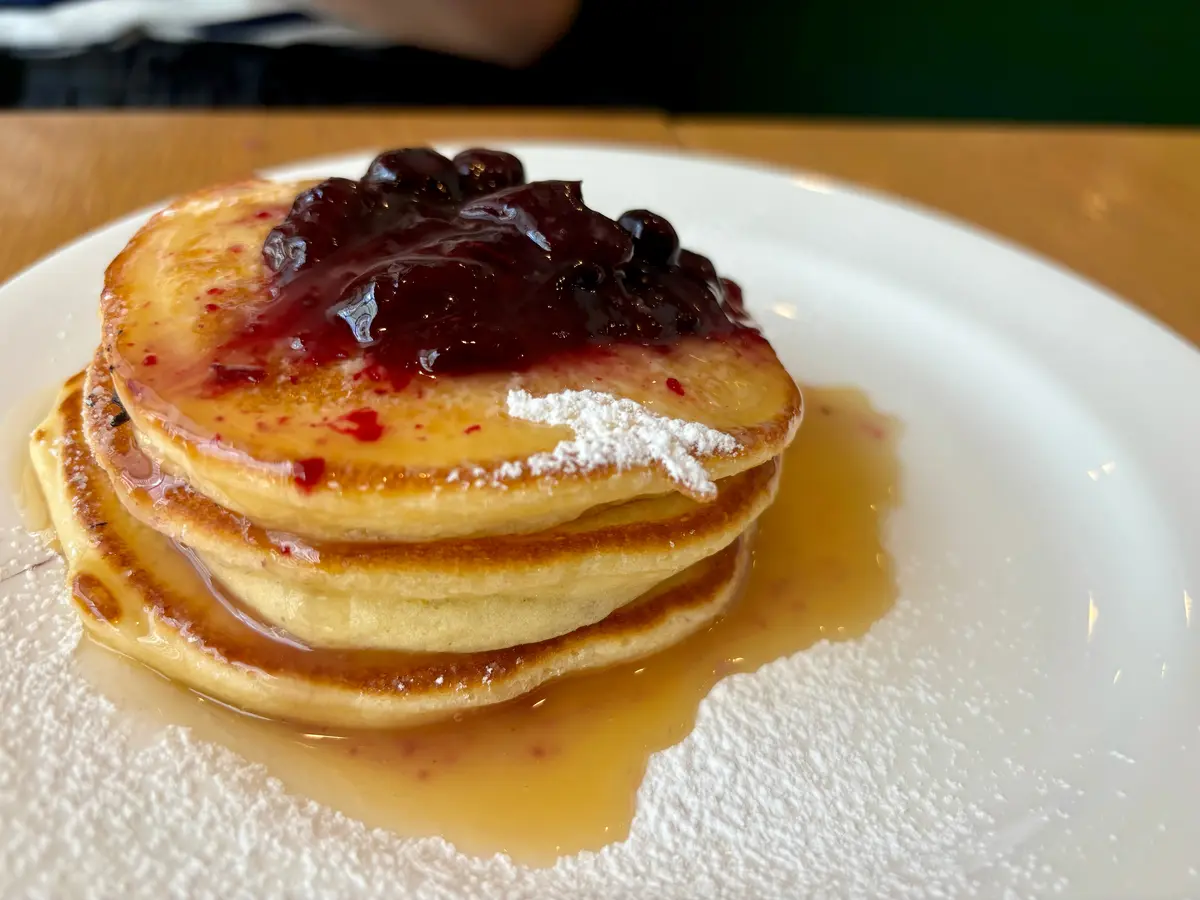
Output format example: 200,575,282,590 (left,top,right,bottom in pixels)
31,375,749,728
31,147,801,729
81,358,779,652
101,178,801,542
